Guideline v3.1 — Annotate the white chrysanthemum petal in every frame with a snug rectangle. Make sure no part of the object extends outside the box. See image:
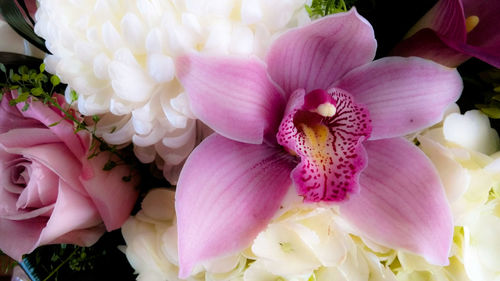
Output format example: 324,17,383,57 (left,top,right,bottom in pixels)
74,41,98,62
241,0,263,24
443,110,500,155
146,28,164,54
102,21,124,51
122,13,147,53
230,25,254,55
134,145,156,163
101,117,135,144
203,21,232,54
182,13,202,36
109,97,136,115
93,53,111,80
161,93,188,129
78,92,111,115
136,0,163,24
133,123,168,147
170,92,195,119
162,119,196,149
148,53,175,83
